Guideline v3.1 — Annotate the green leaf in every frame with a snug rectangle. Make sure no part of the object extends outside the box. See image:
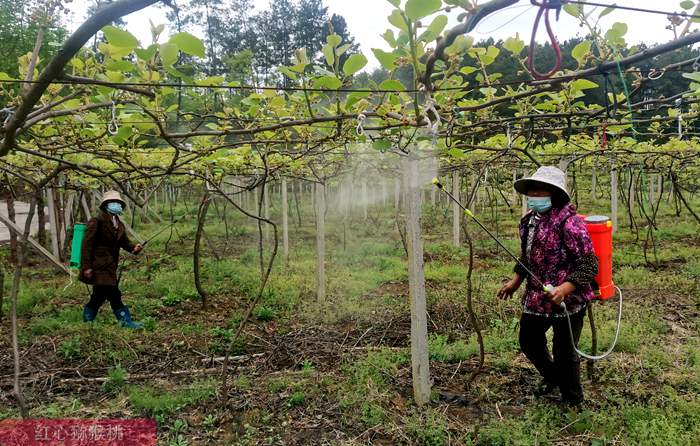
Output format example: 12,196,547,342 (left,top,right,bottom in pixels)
382,29,397,48
313,75,342,90
106,60,135,72
385,0,400,6
480,45,500,65
101,26,139,49
373,139,392,151
445,35,472,56
405,0,441,21
326,33,342,48
503,34,524,55
195,76,225,86
169,32,206,58
278,66,298,80
420,14,448,42
378,79,406,91
159,42,178,66
372,49,398,70
343,53,368,76
598,6,615,18
563,4,583,17
135,44,158,62
571,40,591,65
345,91,370,109
682,72,700,83
322,43,335,66
388,9,408,32
570,79,598,90
336,44,352,57
680,1,695,10
605,22,628,46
